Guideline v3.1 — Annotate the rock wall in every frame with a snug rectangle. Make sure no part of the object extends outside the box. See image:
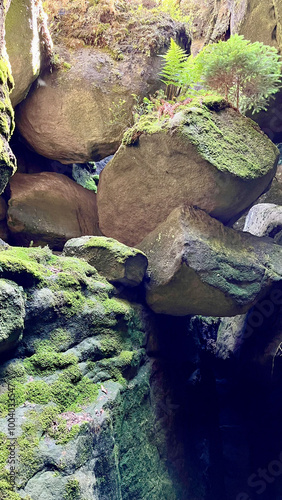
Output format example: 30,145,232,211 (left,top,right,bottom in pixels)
0,244,208,500
185,0,282,52
0,0,16,196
